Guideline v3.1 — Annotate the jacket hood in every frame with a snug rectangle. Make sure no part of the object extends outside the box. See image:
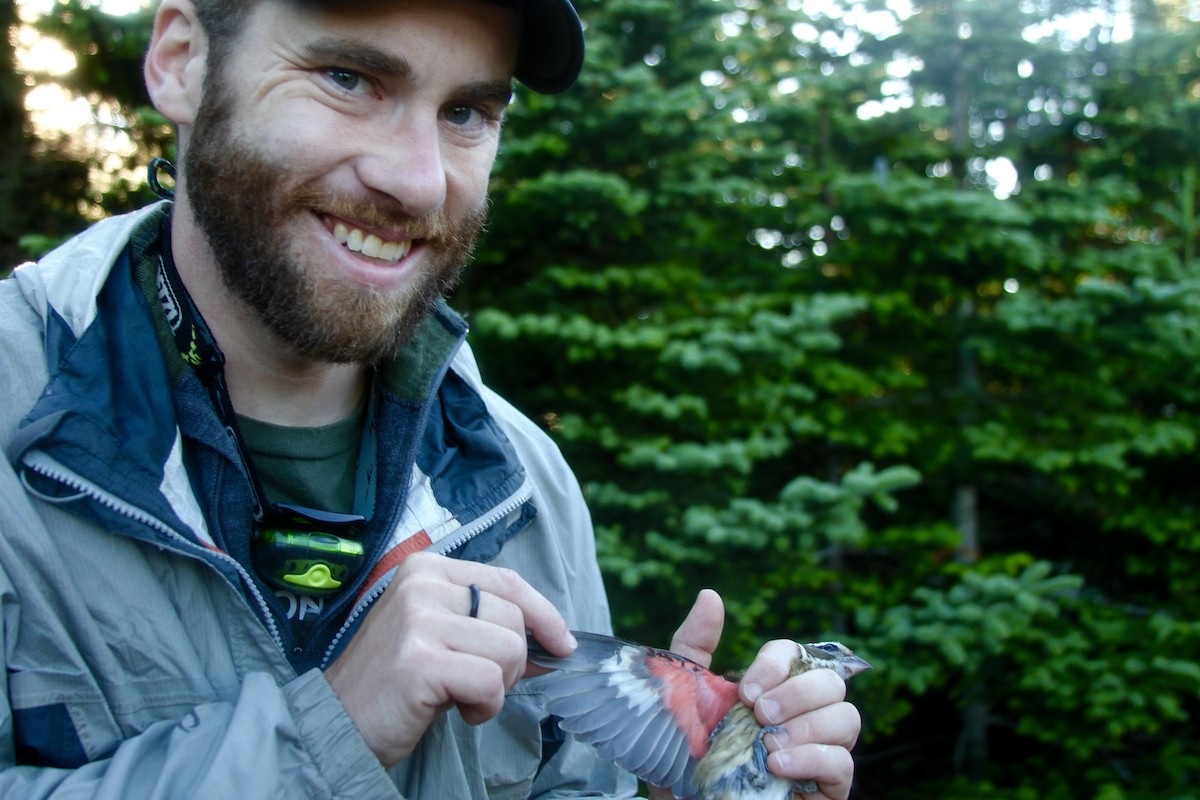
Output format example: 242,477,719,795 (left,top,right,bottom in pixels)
11,203,168,340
